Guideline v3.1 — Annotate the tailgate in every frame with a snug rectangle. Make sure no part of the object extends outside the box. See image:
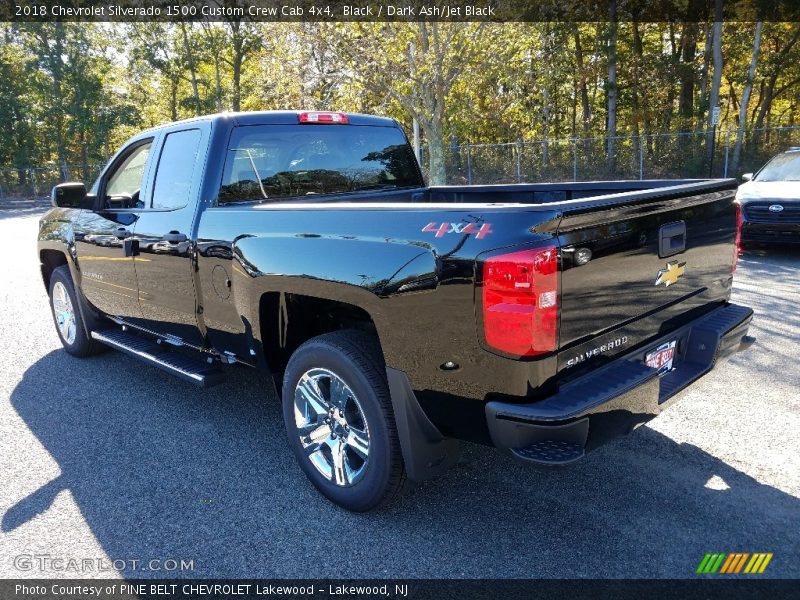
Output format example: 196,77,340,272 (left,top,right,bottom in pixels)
555,180,739,375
